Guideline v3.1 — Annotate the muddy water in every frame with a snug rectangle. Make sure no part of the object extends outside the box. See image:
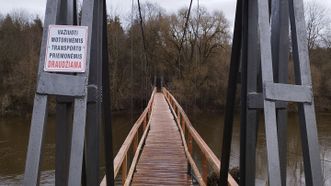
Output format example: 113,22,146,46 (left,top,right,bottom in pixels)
190,112,331,185
0,113,330,185
0,113,137,185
